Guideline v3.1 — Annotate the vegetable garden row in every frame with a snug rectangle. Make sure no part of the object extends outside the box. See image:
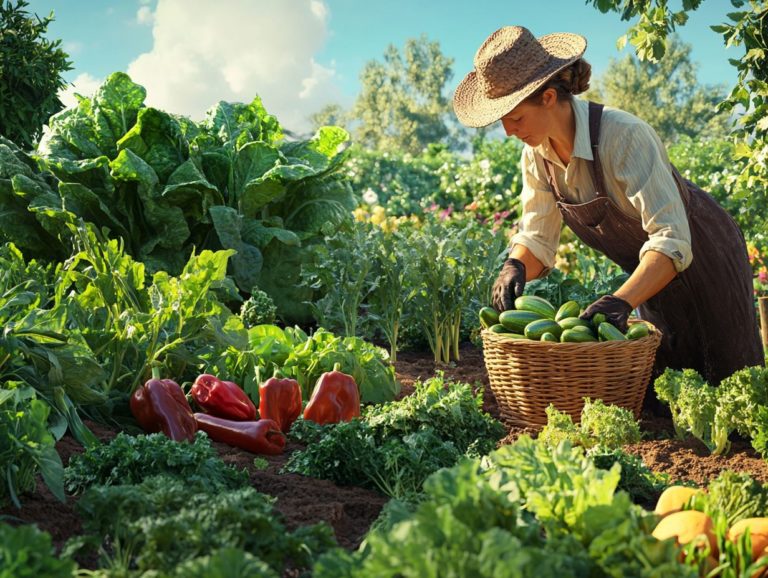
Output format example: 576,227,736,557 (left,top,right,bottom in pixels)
2,73,768,577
